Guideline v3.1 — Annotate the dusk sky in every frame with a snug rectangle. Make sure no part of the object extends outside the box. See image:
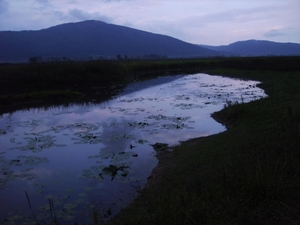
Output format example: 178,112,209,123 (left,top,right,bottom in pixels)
0,0,299,45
